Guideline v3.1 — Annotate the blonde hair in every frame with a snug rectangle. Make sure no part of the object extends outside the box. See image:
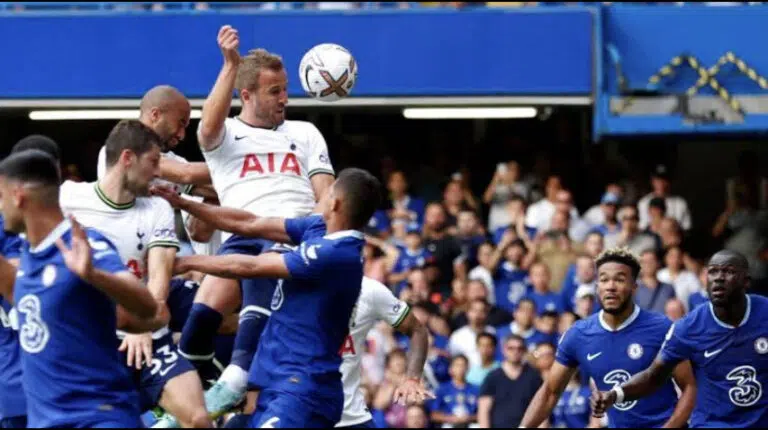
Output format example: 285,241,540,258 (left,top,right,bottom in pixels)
235,48,284,91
